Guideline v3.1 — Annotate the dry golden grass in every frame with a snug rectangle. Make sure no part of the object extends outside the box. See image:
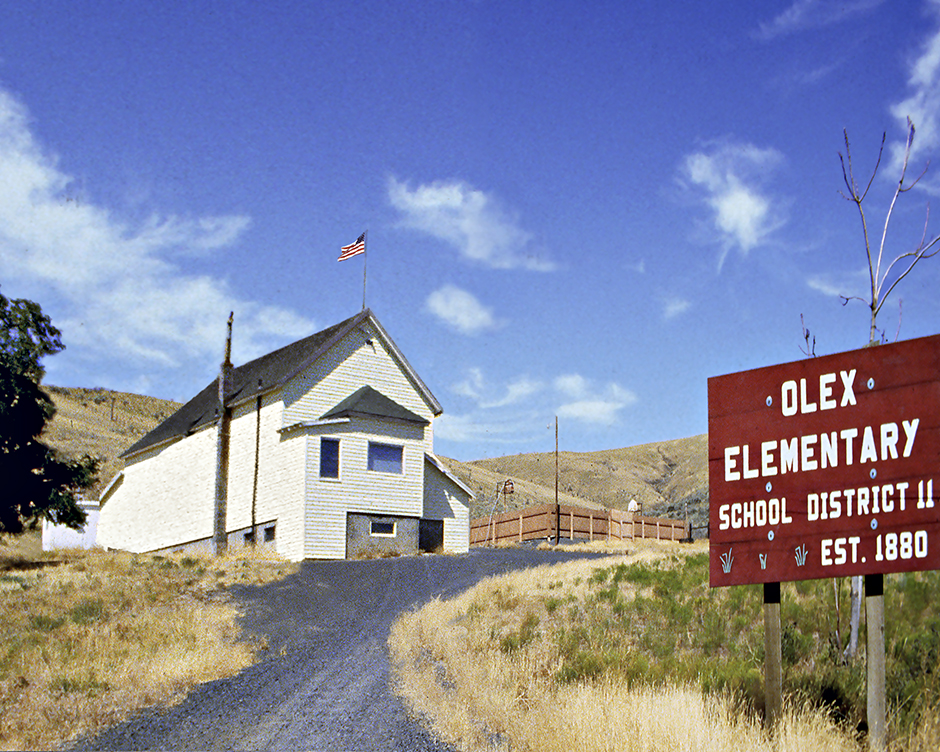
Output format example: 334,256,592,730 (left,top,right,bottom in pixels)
389,543,858,752
0,544,295,751
42,385,182,496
